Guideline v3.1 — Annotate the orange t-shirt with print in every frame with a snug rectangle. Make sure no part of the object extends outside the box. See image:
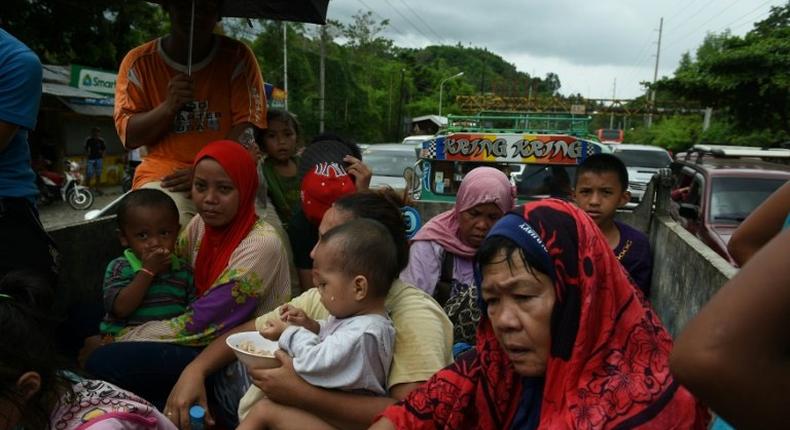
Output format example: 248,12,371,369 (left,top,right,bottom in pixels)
114,35,267,188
